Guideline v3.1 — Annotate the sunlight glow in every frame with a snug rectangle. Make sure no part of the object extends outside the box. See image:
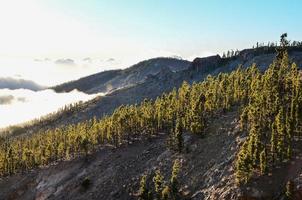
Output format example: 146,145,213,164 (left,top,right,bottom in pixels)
0,88,102,128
